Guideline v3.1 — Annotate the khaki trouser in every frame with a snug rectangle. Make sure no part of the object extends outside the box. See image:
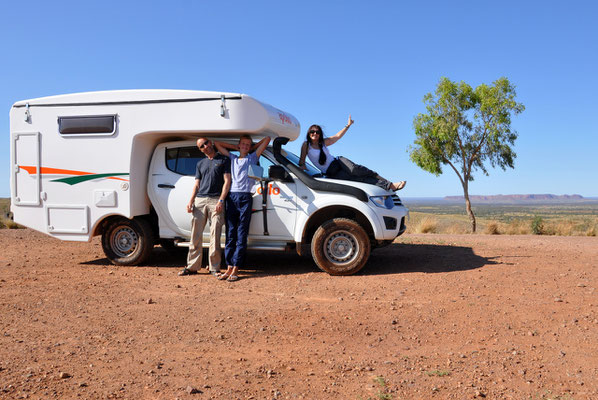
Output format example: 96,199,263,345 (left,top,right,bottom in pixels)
187,196,224,272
